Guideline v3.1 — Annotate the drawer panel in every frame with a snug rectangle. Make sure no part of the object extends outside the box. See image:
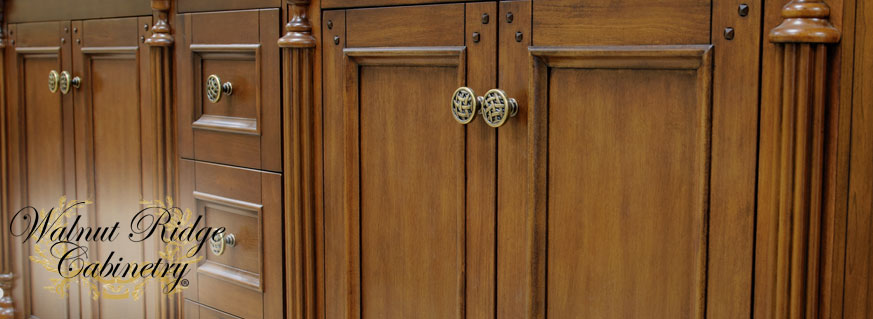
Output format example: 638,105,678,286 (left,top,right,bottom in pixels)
178,0,281,14
178,9,281,171
179,159,283,318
